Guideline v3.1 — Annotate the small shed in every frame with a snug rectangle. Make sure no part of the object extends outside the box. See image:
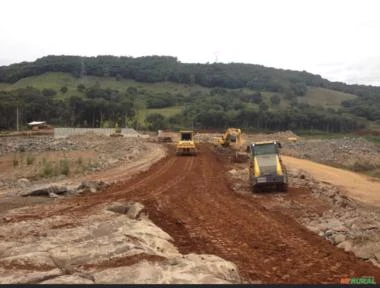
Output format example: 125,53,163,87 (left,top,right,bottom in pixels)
28,121,49,130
